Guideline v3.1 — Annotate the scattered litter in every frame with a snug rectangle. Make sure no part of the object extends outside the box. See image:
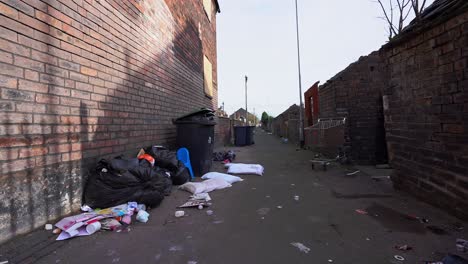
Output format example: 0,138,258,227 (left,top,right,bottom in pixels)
101,219,121,231
178,200,209,208
190,193,212,202
310,159,332,171
266,195,270,198
252,187,257,190
355,209,368,215
394,255,405,261
212,150,236,163
213,220,224,224
53,228,62,234
290,242,310,254
85,221,101,235
187,261,198,264
0,261,8,264
257,208,270,216
206,210,213,216
328,260,333,263
346,170,360,176
426,225,448,235
81,205,93,212
395,244,412,251
366,237,371,241
201,172,243,184
225,163,264,176
281,138,289,143
291,184,295,186
45,224,53,230
198,205,203,210
456,239,468,252
175,211,185,218
136,210,149,223
277,205,283,209
169,245,183,252
294,195,299,201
